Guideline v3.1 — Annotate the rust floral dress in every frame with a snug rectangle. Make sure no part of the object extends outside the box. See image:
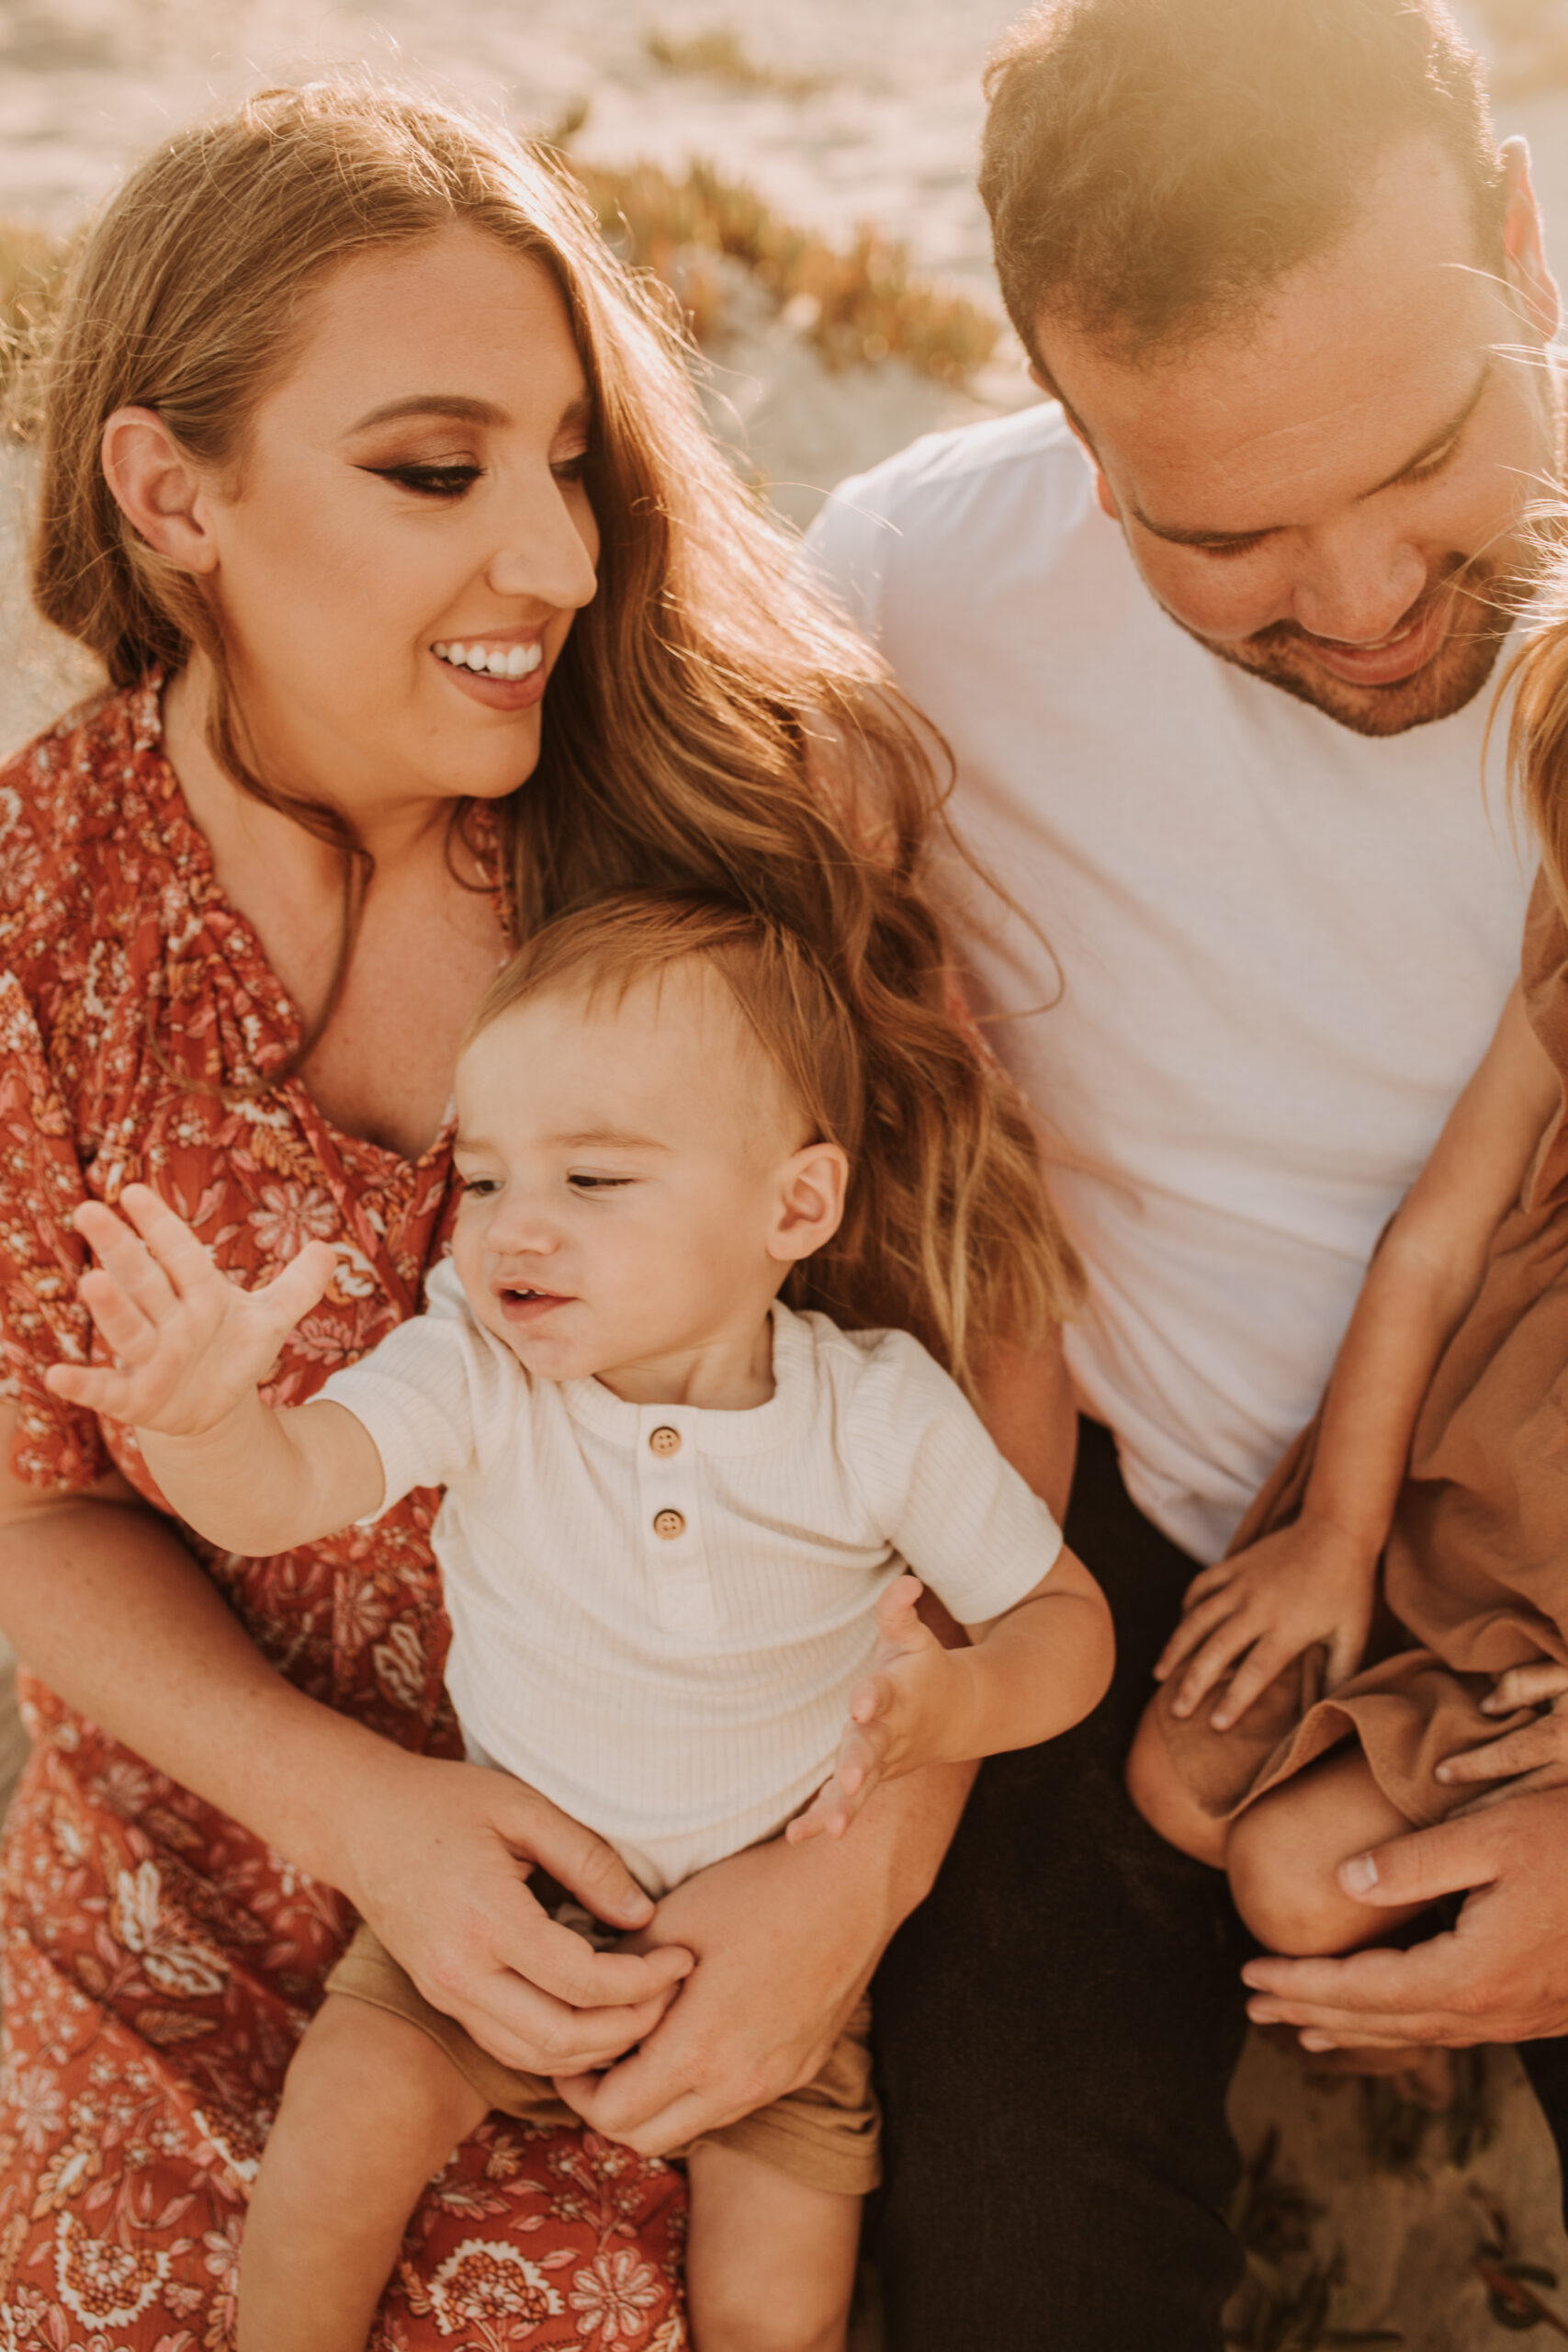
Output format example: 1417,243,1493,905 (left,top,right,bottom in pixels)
0,681,686,2349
